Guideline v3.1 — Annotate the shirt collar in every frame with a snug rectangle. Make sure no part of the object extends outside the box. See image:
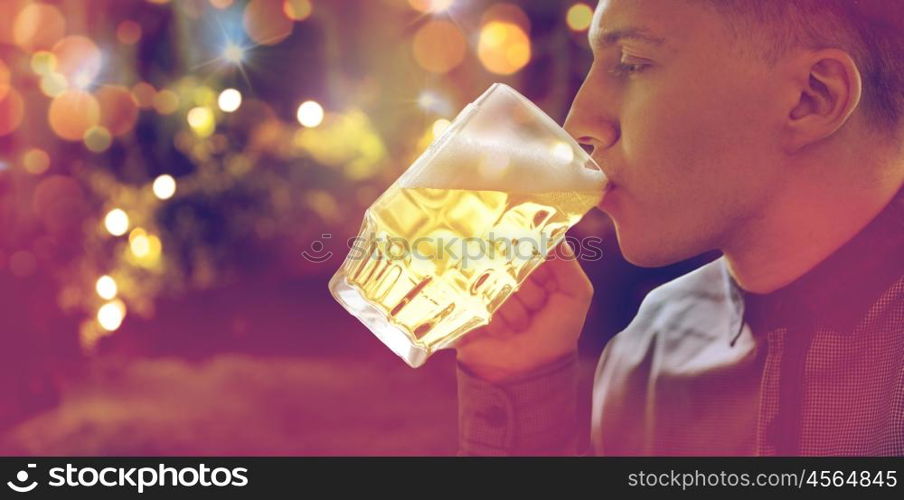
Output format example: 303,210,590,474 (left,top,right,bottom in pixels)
727,185,904,339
